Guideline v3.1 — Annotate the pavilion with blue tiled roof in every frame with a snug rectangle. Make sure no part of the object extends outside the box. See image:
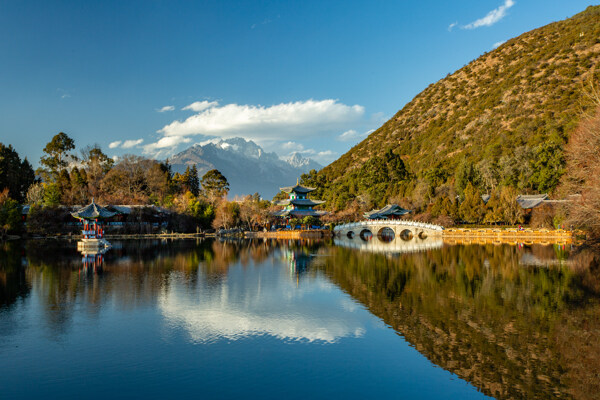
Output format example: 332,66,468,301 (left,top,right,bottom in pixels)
272,180,327,220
